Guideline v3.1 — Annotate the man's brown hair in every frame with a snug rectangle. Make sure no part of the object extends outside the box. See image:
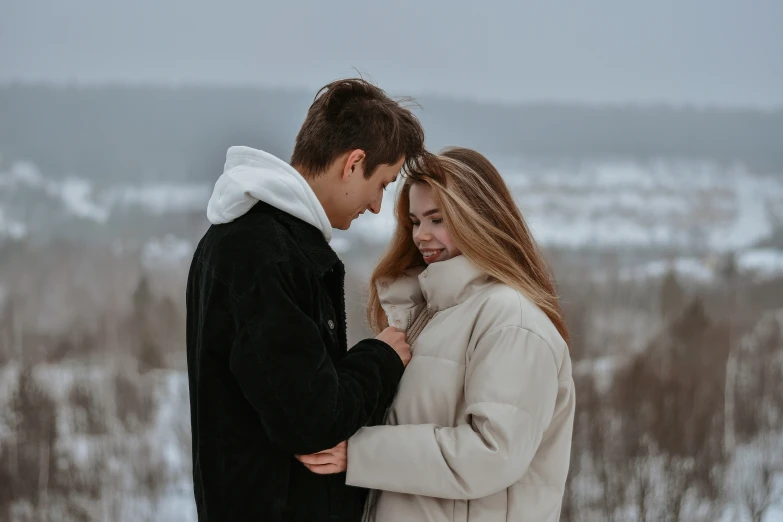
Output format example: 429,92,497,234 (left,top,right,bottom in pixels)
291,78,427,179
